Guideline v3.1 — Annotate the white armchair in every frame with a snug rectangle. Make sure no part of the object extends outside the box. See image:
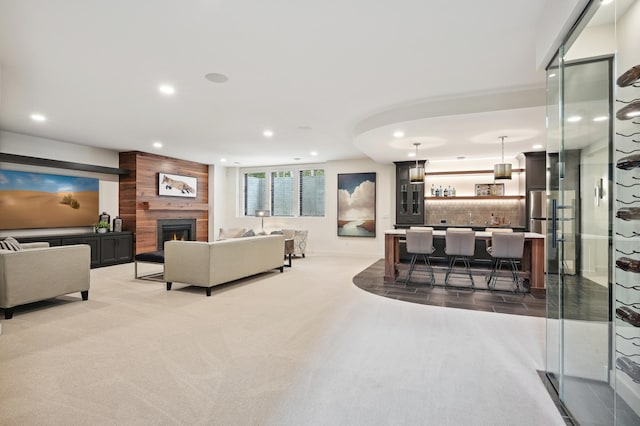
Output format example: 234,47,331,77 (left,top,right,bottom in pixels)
282,229,308,257
0,242,91,319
